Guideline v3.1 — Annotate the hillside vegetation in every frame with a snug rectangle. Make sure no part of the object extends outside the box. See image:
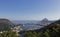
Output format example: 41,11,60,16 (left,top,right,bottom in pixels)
24,20,60,37
0,19,14,31
0,19,18,37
